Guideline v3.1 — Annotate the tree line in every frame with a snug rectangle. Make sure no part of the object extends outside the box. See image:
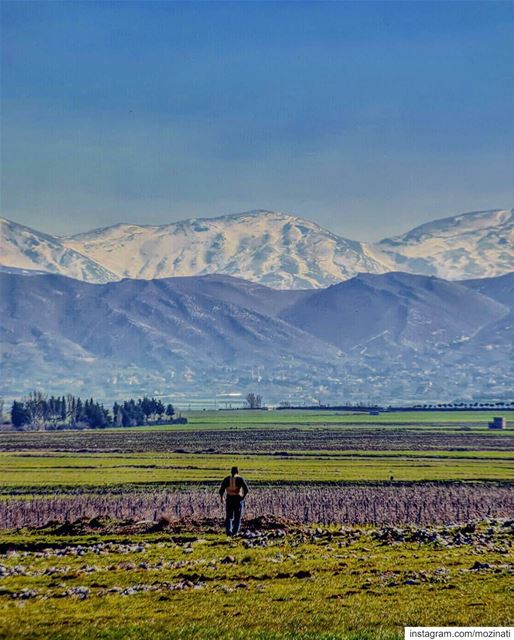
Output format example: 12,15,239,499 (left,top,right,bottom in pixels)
10,392,185,430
